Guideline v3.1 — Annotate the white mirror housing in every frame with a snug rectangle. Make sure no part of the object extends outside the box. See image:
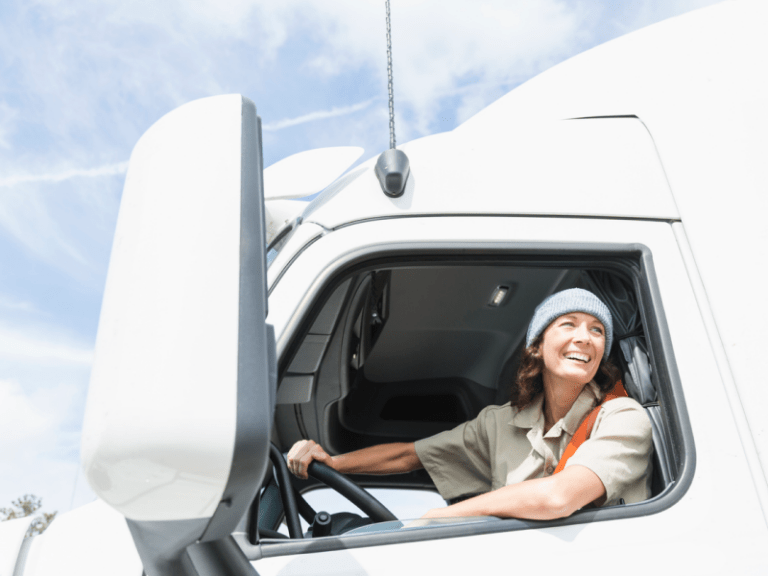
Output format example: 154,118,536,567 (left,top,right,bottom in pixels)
81,94,275,572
